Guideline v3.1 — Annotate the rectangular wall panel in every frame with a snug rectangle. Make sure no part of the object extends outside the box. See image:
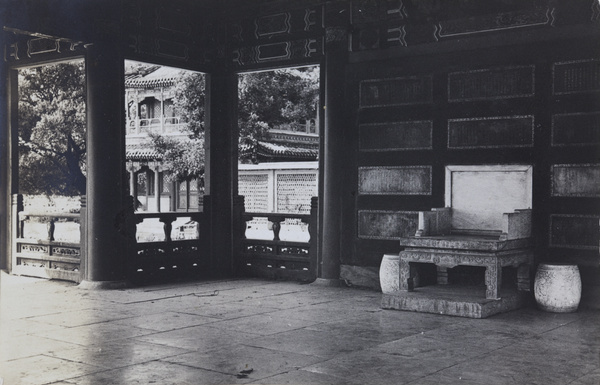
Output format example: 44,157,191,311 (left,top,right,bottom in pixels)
553,59,600,95
358,210,419,240
448,66,534,101
358,166,432,195
359,121,432,151
551,164,600,197
552,112,600,146
550,215,600,250
448,116,534,149
359,76,433,107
